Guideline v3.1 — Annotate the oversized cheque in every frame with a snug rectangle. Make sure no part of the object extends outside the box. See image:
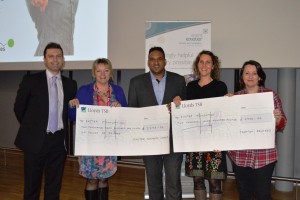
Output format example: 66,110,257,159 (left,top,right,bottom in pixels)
75,104,170,156
172,92,276,152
